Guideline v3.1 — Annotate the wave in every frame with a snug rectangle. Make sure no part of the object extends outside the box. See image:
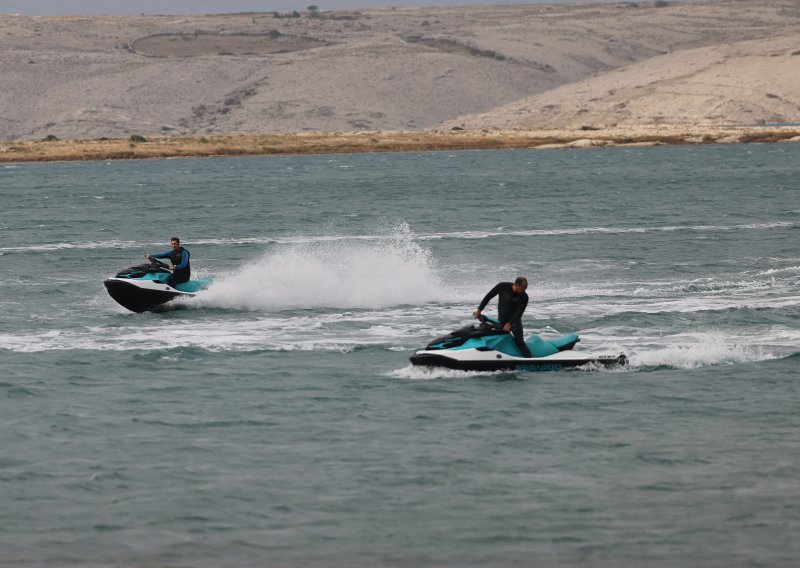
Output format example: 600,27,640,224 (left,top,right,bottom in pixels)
2,221,794,253
0,327,392,354
0,239,141,253
415,221,796,241
4,314,797,374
